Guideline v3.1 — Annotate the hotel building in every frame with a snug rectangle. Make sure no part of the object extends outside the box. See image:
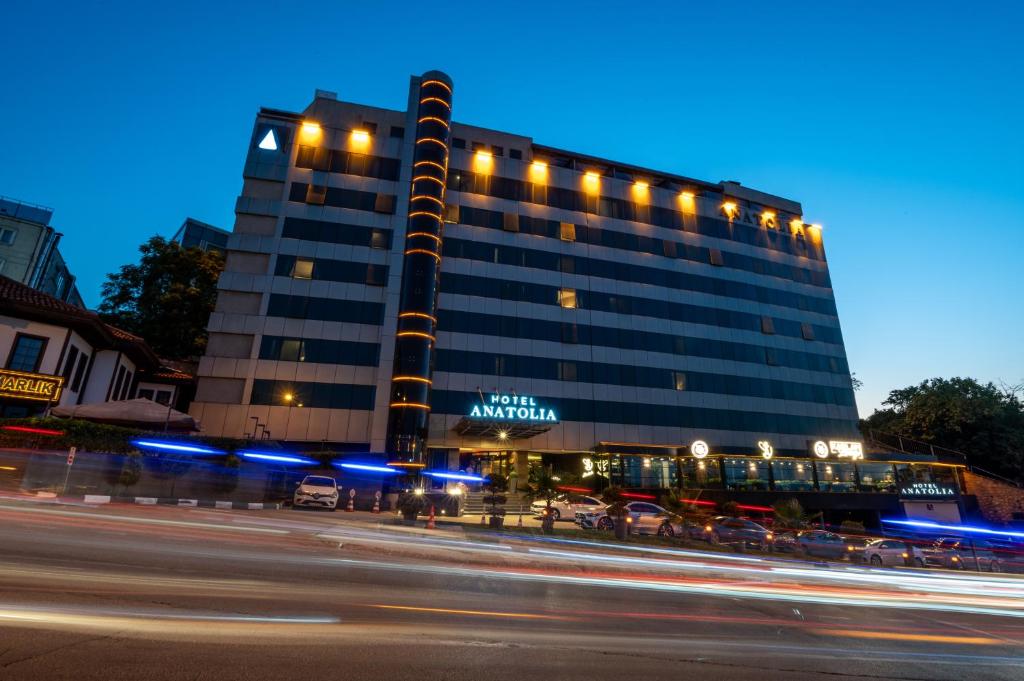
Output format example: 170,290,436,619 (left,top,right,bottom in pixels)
189,71,970,523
